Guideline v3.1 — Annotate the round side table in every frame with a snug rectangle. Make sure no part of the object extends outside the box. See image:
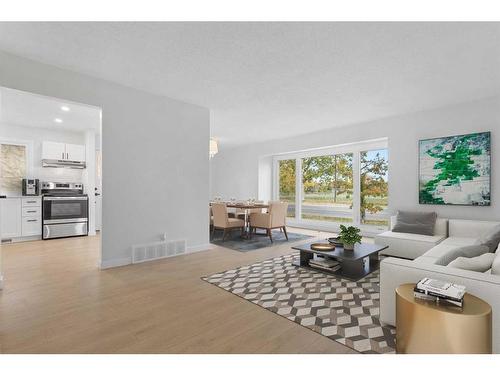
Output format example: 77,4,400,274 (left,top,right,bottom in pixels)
396,283,492,354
